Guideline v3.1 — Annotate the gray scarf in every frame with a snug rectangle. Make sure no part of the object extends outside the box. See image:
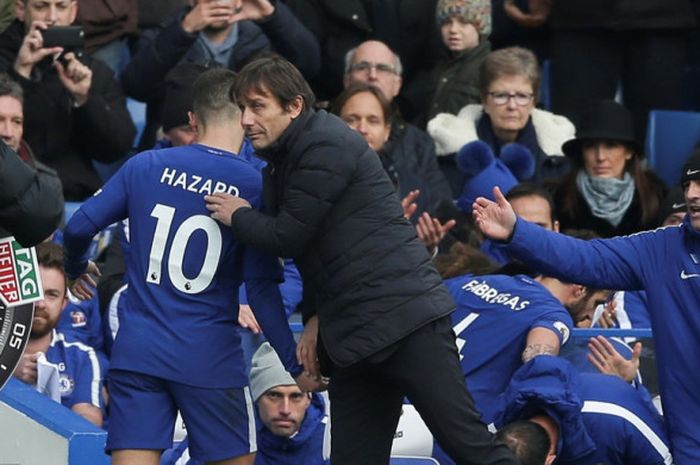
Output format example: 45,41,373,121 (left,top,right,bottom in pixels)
576,171,635,227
